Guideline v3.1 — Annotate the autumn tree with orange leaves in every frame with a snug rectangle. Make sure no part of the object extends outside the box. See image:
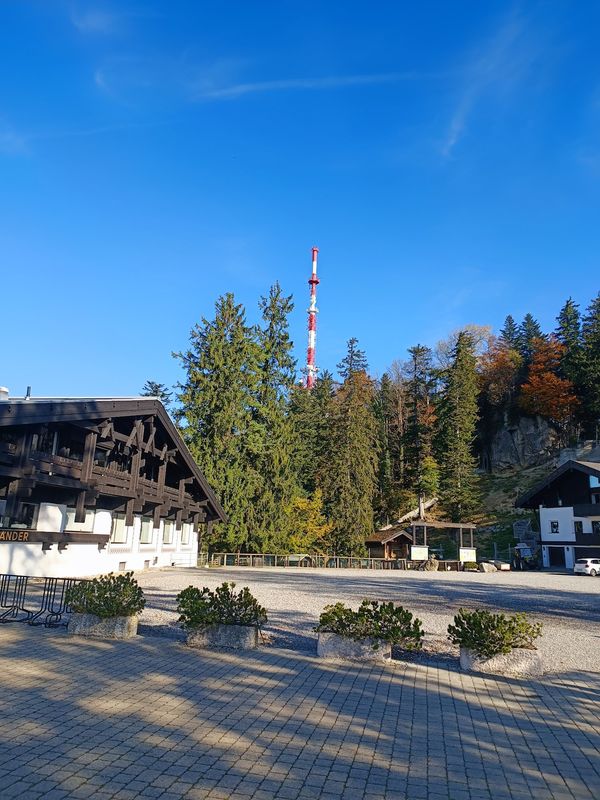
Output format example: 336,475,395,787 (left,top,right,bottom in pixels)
519,337,579,444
